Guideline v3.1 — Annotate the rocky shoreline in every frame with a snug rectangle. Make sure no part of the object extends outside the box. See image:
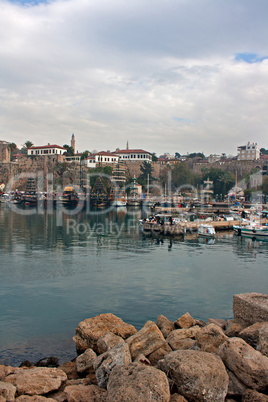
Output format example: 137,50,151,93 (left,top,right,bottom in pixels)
1,292,268,401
